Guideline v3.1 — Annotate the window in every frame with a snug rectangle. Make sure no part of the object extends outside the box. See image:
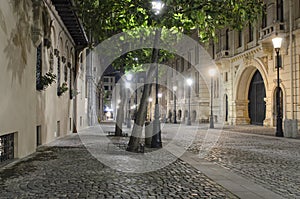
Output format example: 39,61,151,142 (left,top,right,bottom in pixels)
0,133,14,163
181,57,184,72
262,5,267,28
103,77,109,82
225,72,228,82
188,52,191,69
225,29,229,50
277,0,284,22
238,31,243,48
36,44,42,90
249,23,253,42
